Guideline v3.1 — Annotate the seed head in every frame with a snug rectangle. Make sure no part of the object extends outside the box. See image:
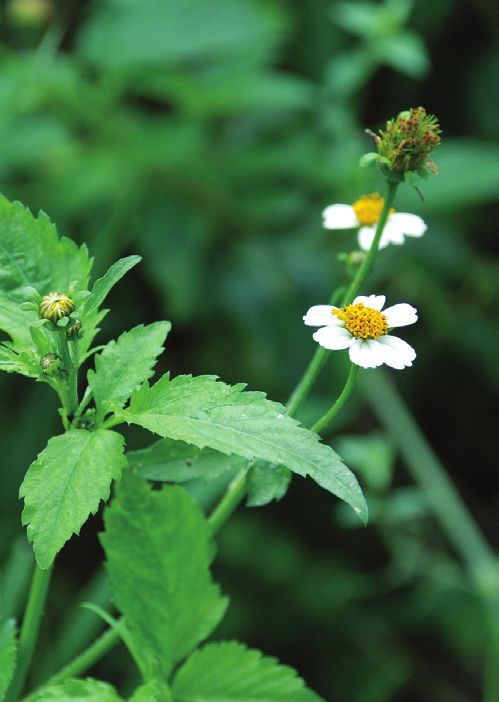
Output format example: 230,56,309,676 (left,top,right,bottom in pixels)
368,106,441,178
